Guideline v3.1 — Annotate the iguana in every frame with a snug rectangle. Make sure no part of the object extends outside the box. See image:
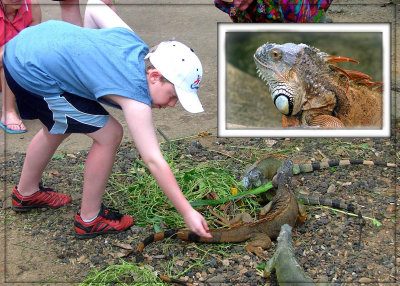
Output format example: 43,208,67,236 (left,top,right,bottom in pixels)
253,42,382,128
137,160,304,259
241,156,396,190
263,224,316,286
